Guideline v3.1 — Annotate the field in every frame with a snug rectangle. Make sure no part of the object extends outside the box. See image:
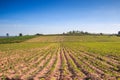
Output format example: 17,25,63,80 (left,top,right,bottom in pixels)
0,35,120,80
0,36,35,44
